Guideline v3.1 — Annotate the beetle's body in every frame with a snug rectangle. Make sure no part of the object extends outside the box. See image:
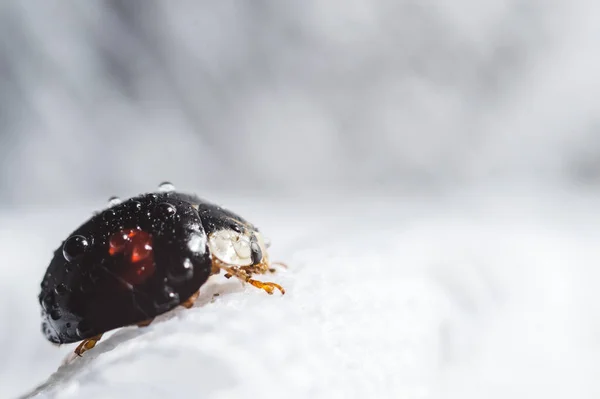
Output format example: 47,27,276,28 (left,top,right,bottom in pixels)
39,190,281,349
